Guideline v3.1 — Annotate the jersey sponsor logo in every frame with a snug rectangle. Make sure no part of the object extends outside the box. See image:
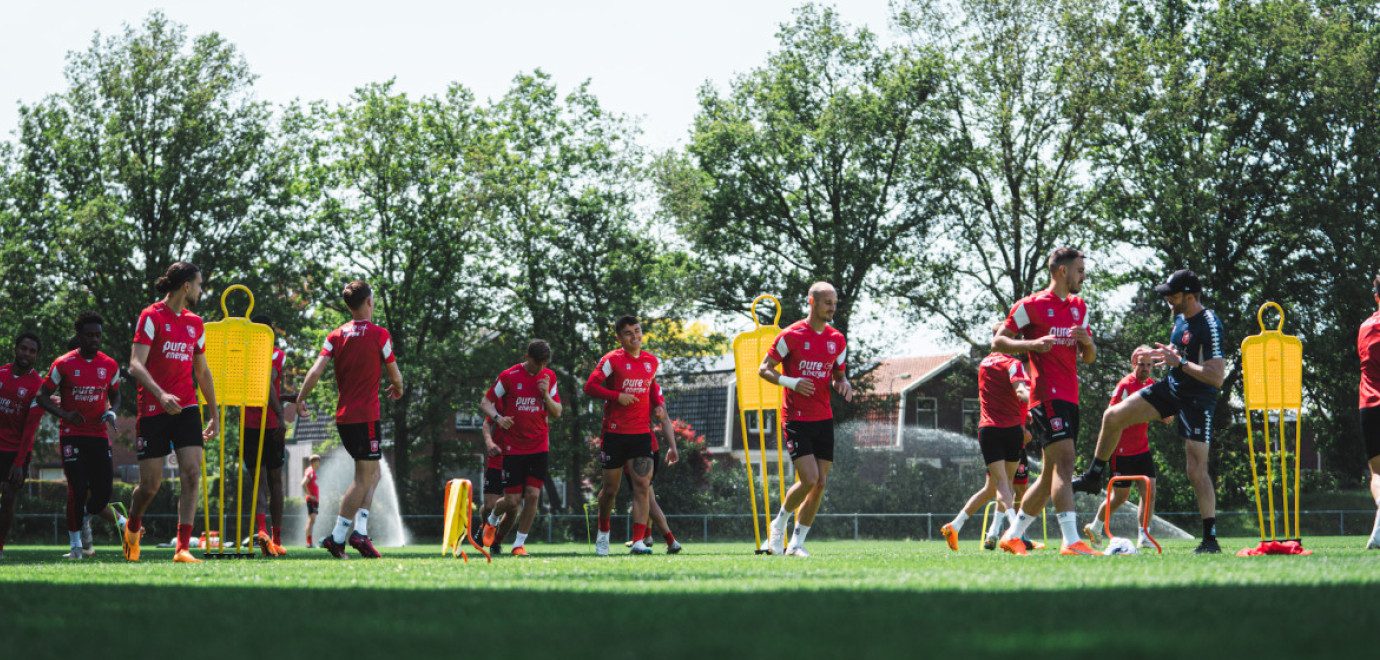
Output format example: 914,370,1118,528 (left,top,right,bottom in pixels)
827,341,837,354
